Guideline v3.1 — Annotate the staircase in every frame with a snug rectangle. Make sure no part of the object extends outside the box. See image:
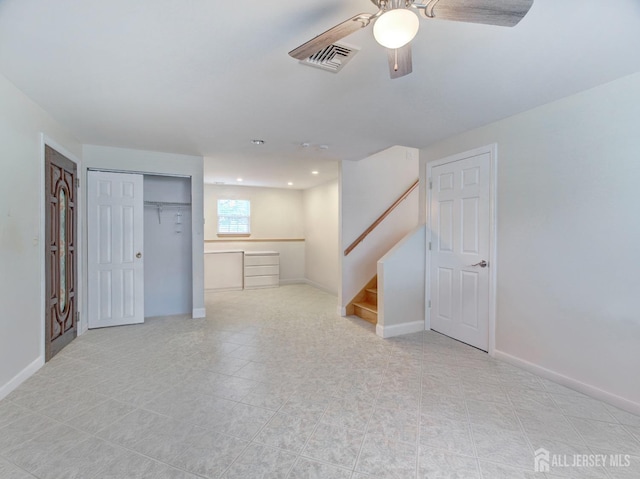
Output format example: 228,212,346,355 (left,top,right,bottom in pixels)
347,276,378,325
343,179,419,328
